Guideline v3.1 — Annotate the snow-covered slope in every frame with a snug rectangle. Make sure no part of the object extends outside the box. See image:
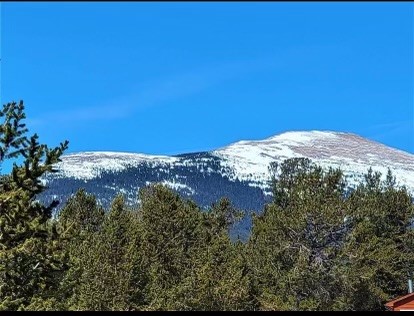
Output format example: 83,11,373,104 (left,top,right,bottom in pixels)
43,131,414,213
213,130,414,193
56,151,178,180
